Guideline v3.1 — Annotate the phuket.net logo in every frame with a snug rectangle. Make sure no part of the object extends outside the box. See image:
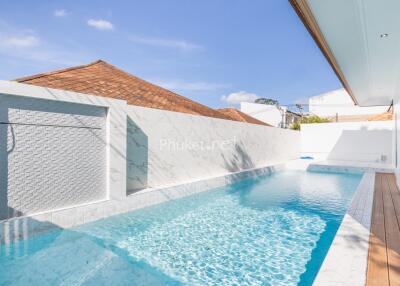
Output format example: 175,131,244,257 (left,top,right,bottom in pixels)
159,136,237,151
